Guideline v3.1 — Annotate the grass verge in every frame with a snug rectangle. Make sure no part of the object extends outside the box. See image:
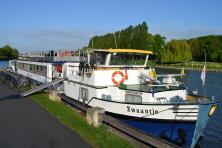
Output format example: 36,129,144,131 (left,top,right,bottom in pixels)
31,93,133,148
